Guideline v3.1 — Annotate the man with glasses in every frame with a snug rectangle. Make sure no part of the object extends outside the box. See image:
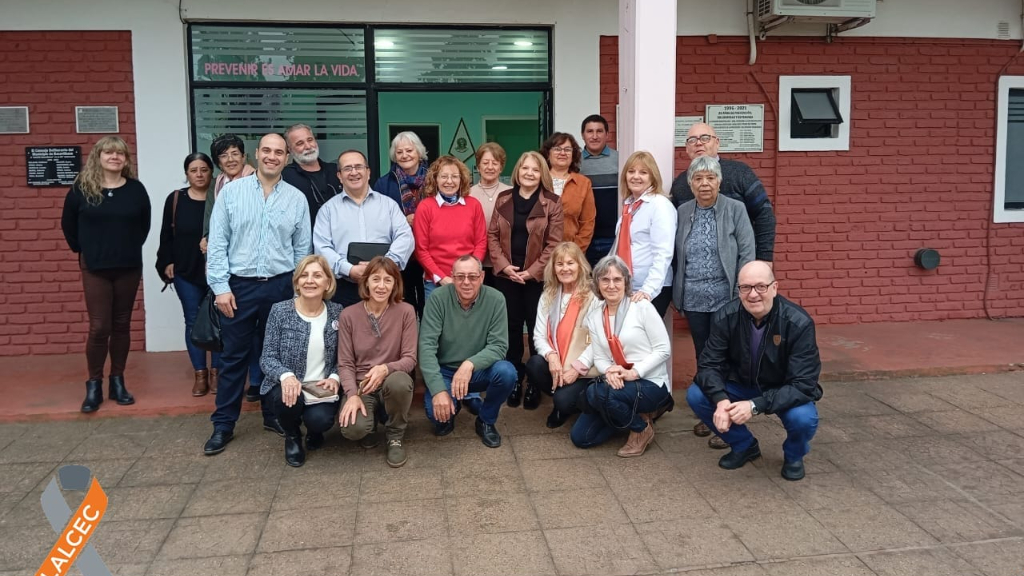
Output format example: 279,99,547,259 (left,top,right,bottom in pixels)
685,261,822,481
670,123,776,263
283,124,343,230
313,150,414,307
418,255,517,447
